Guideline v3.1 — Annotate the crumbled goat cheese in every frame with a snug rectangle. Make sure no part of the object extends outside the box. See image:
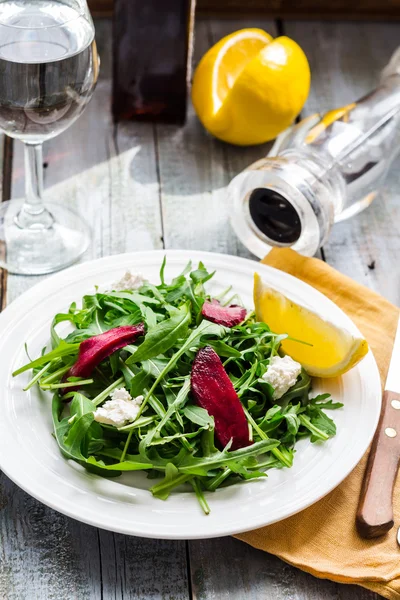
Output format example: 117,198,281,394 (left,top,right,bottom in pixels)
262,355,302,400
94,388,143,427
110,387,133,403
113,270,144,291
